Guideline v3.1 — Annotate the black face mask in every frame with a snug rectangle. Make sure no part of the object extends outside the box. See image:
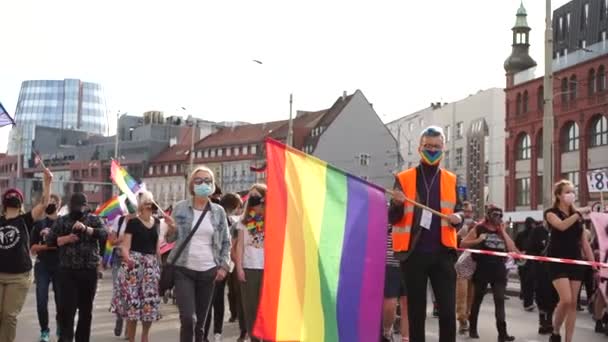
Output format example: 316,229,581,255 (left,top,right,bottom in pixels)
3,197,22,209
248,195,264,207
45,204,57,215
